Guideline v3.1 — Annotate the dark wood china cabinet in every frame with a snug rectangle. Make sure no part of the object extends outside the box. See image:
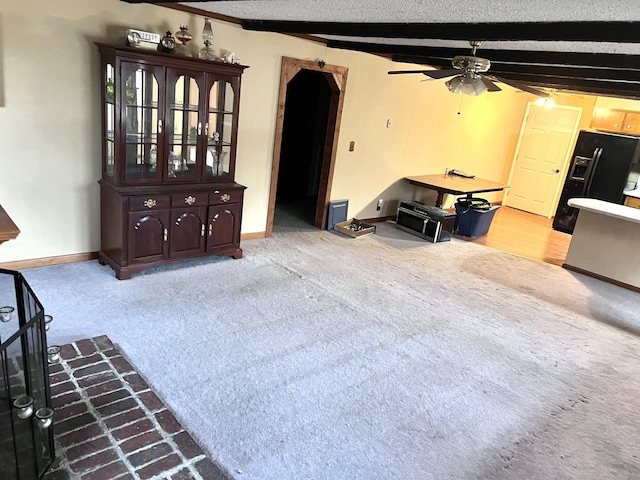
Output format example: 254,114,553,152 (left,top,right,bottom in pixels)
96,43,248,279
